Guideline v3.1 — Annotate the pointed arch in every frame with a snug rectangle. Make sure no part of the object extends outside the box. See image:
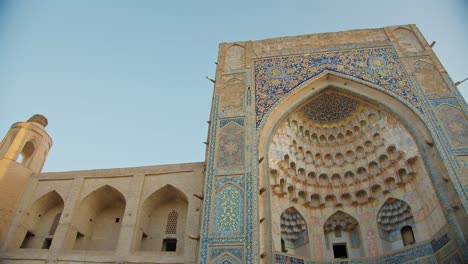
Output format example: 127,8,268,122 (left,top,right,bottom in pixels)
18,190,64,249
323,210,363,259
136,184,188,254
71,184,126,251
377,198,416,251
80,183,126,202
224,44,245,72
393,27,424,53
224,77,244,86
259,73,442,209
279,206,310,258
258,72,427,134
413,60,450,95
17,140,36,165
435,104,468,147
